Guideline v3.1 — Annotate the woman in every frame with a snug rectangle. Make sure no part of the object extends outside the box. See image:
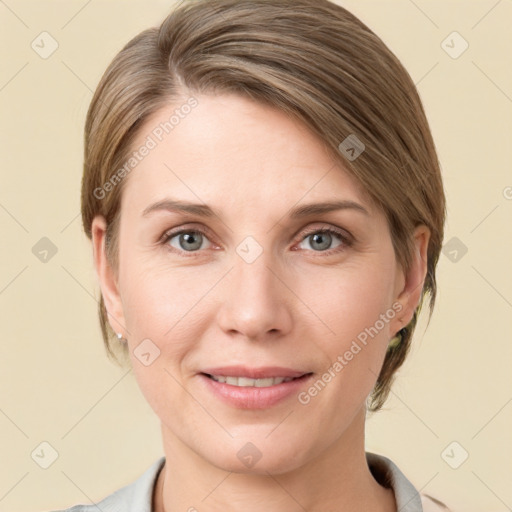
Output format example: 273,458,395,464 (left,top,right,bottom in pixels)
57,0,449,510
